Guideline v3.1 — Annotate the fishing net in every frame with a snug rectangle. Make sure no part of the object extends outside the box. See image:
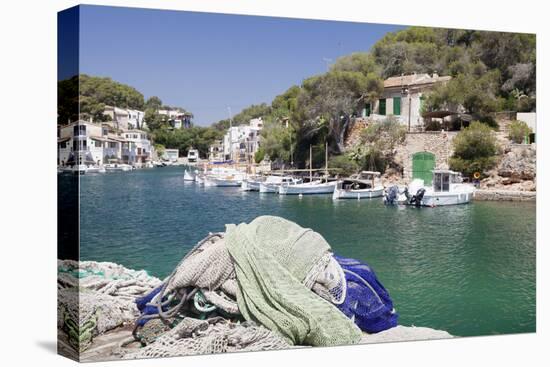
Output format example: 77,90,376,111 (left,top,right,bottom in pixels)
57,260,161,352
225,215,362,347
124,317,290,359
